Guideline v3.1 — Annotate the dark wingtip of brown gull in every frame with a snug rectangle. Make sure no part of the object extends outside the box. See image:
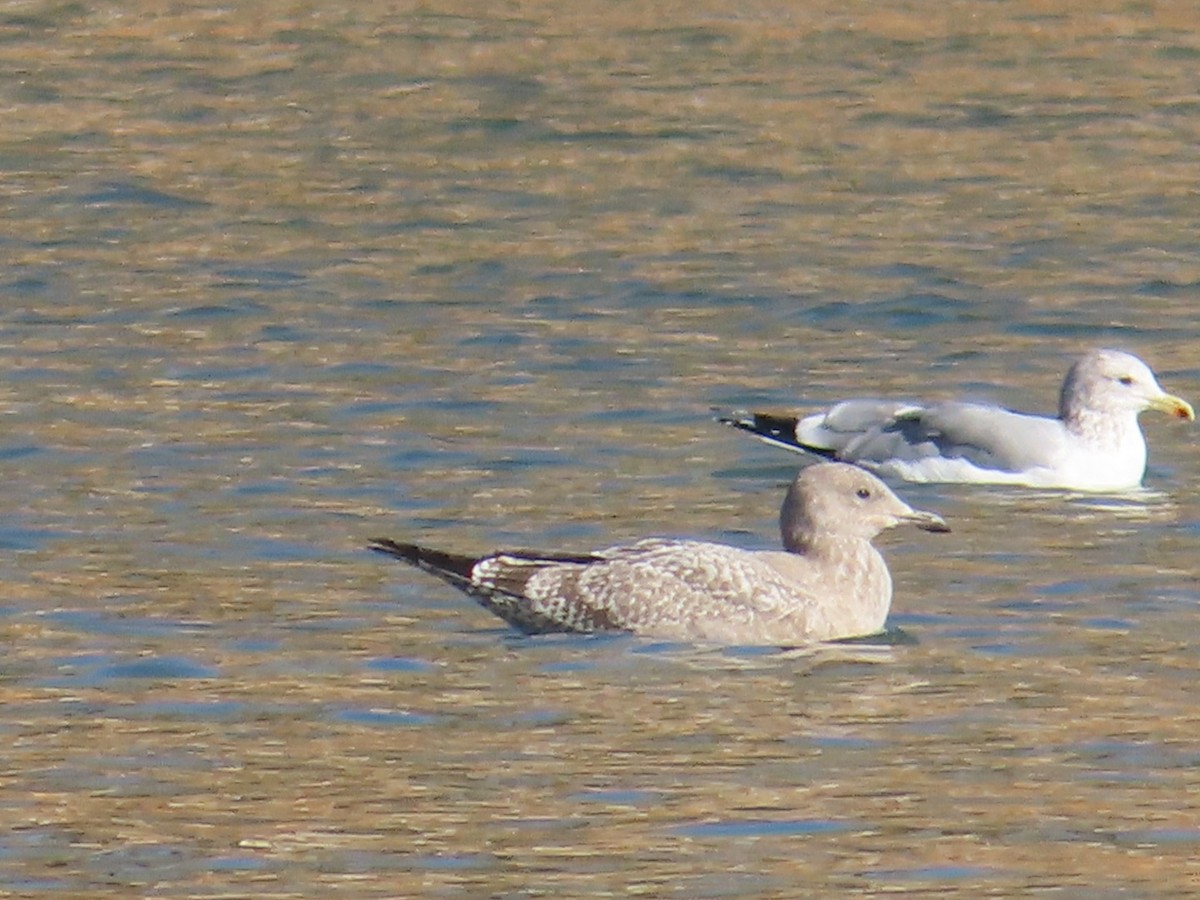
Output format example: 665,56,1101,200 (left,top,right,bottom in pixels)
368,537,622,635
368,538,479,583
